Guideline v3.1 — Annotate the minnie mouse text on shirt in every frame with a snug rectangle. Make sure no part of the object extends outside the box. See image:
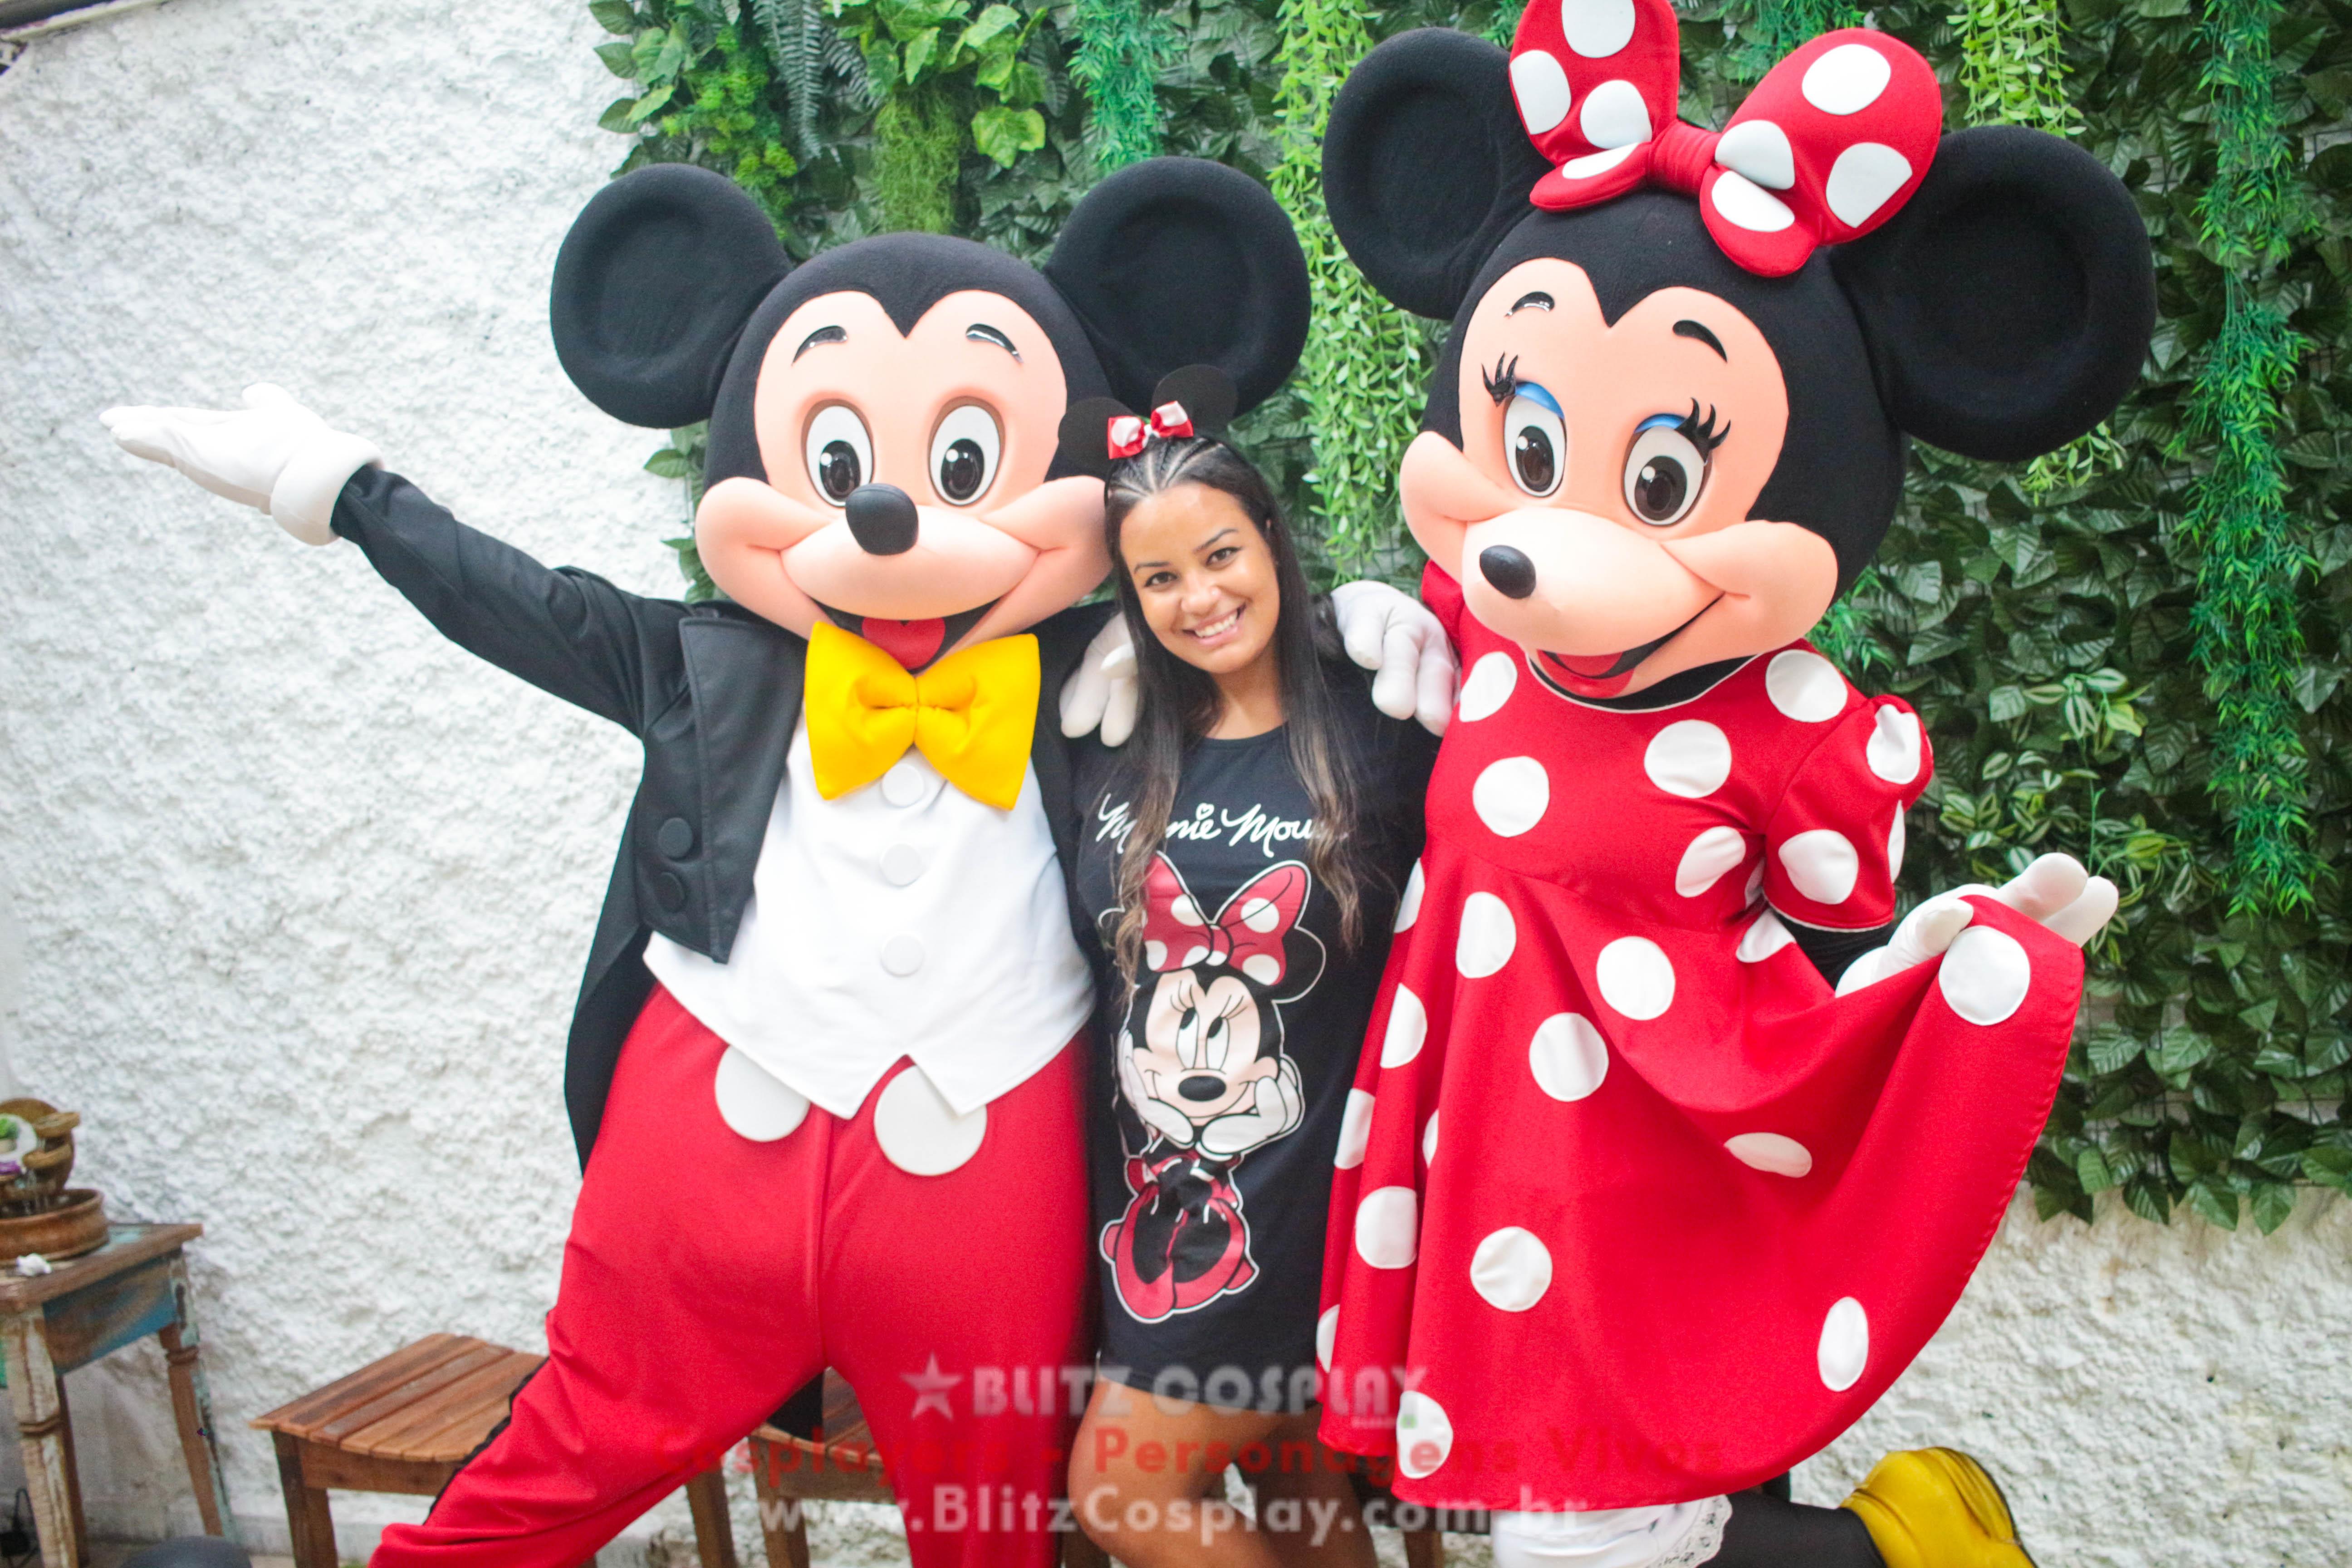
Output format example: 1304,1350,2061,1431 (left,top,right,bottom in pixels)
1095,797,1320,859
